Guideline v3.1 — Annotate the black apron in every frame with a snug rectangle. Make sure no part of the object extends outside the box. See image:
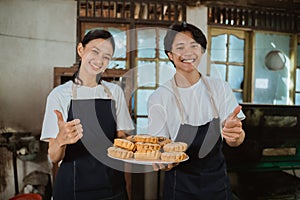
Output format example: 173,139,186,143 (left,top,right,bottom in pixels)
163,77,232,200
53,83,127,200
